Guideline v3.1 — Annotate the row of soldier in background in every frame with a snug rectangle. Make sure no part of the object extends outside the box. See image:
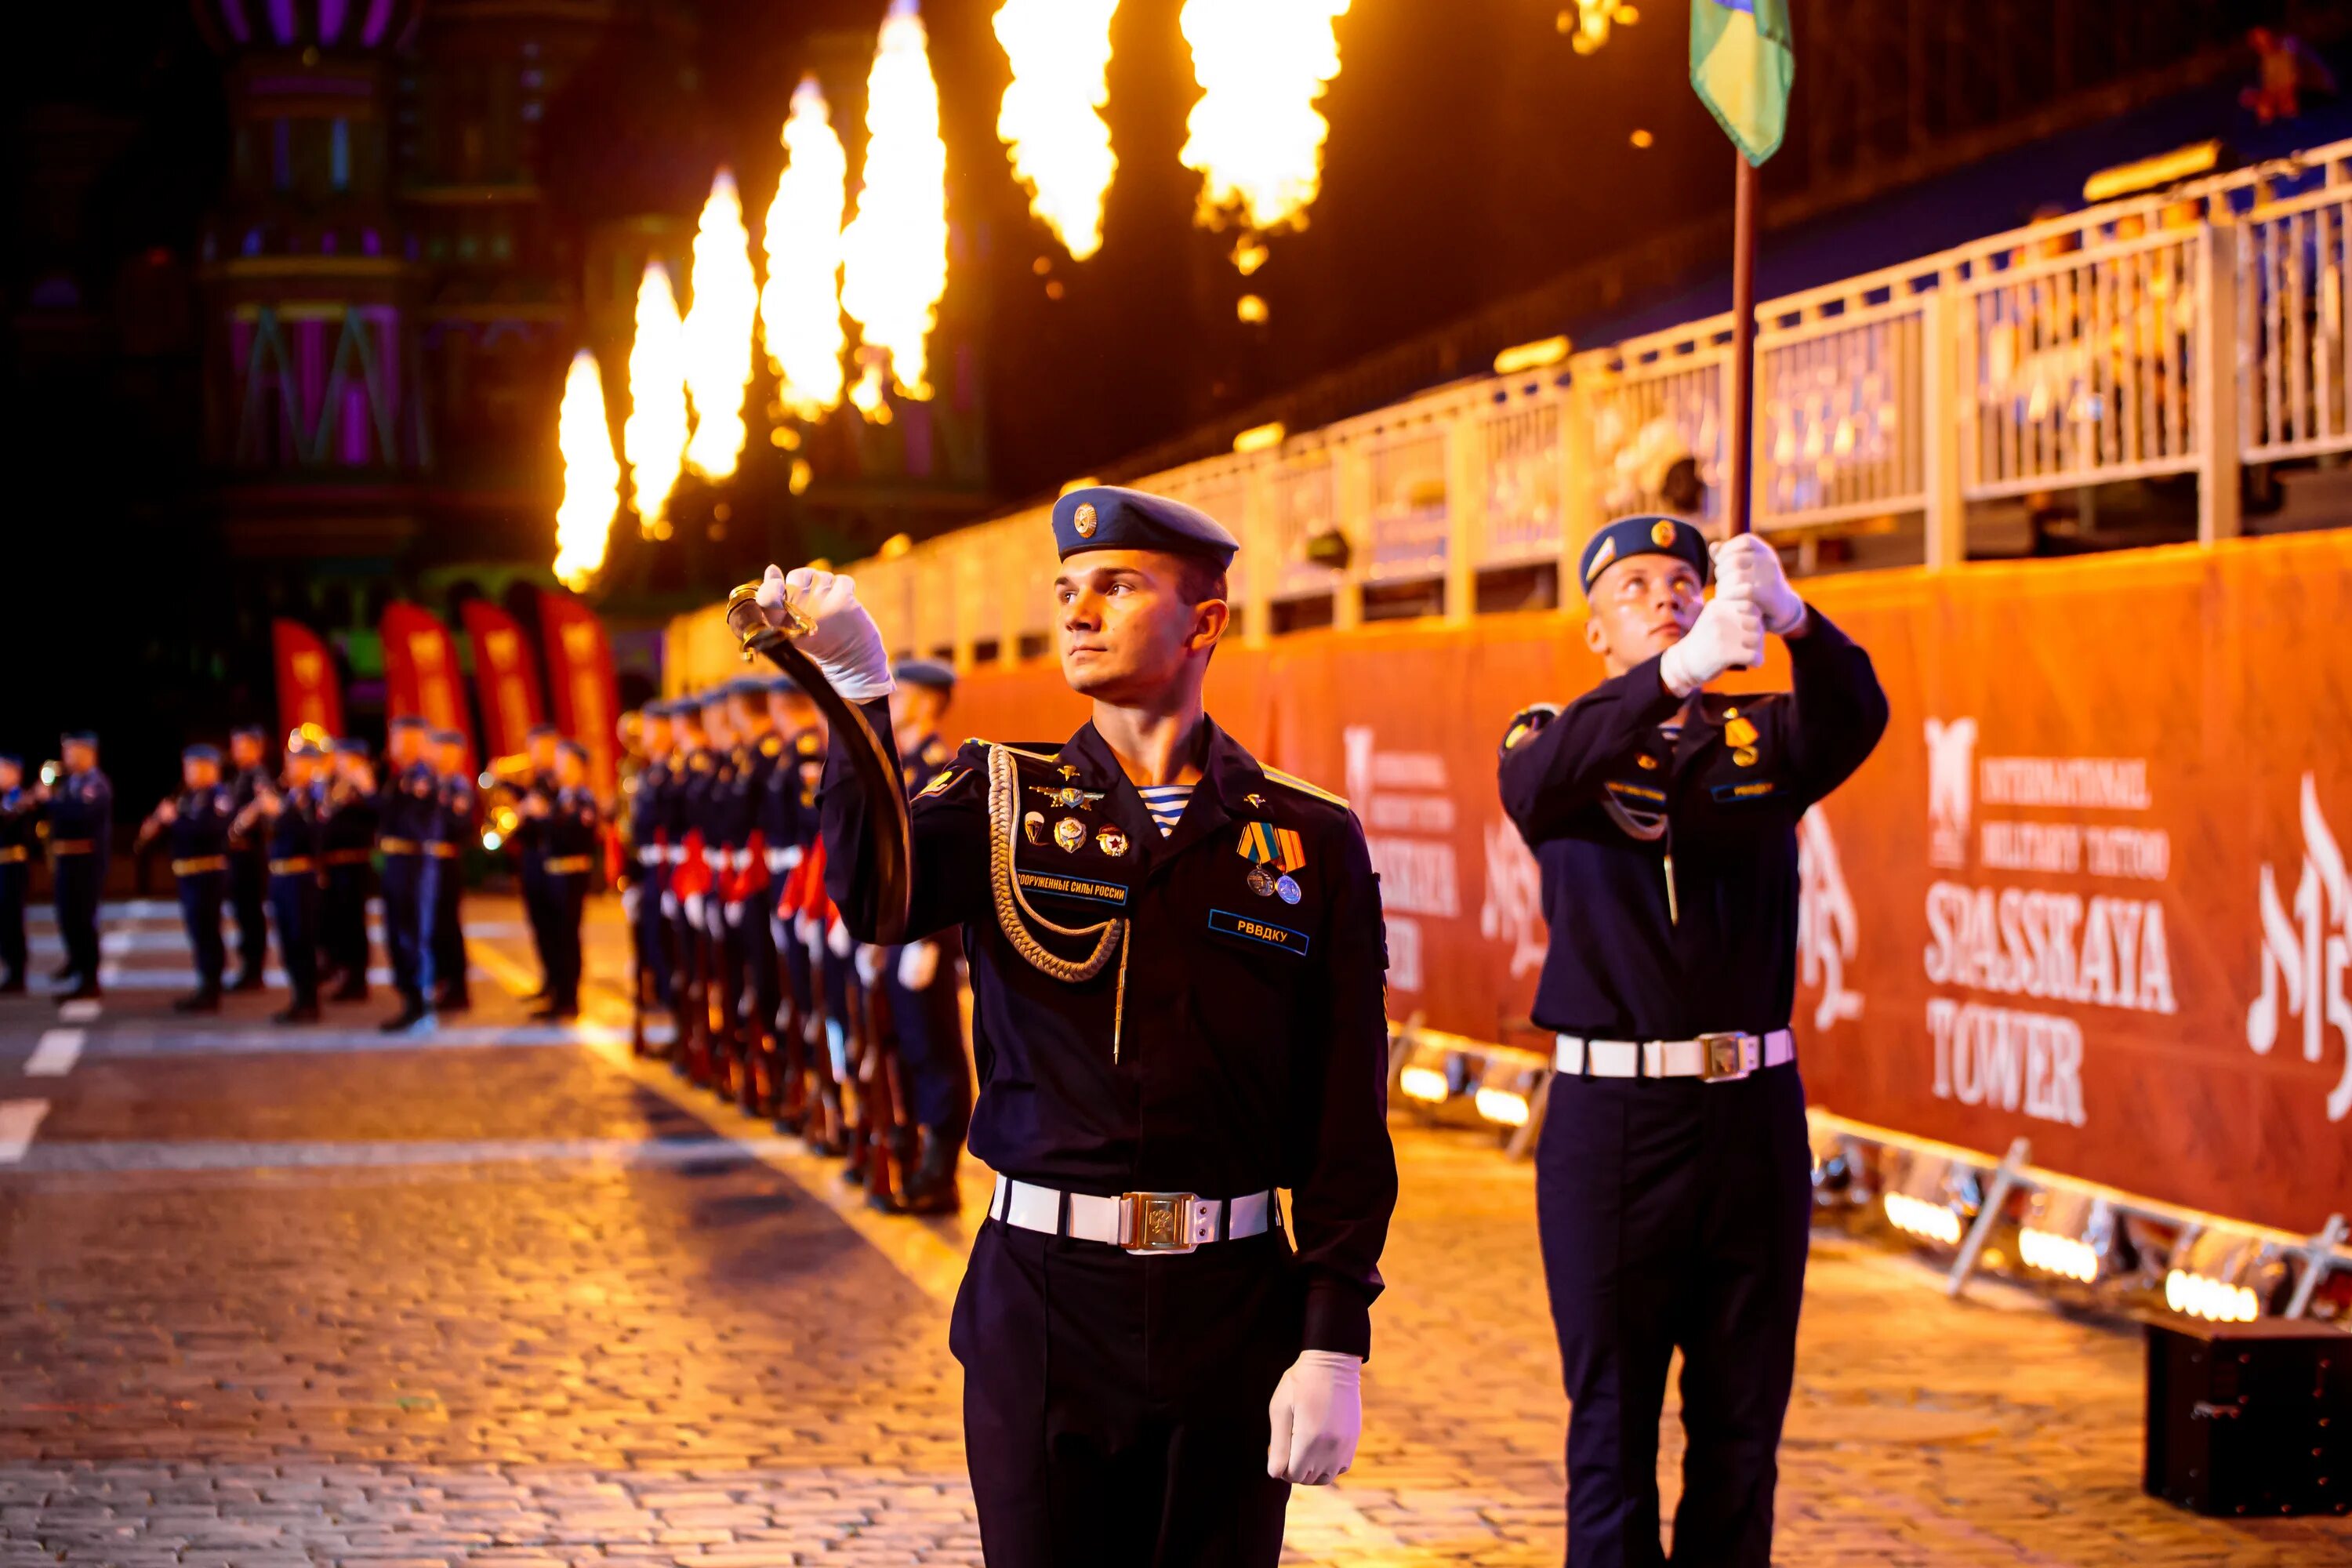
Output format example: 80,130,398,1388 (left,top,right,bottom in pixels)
0,720,603,1029
616,661,970,1218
